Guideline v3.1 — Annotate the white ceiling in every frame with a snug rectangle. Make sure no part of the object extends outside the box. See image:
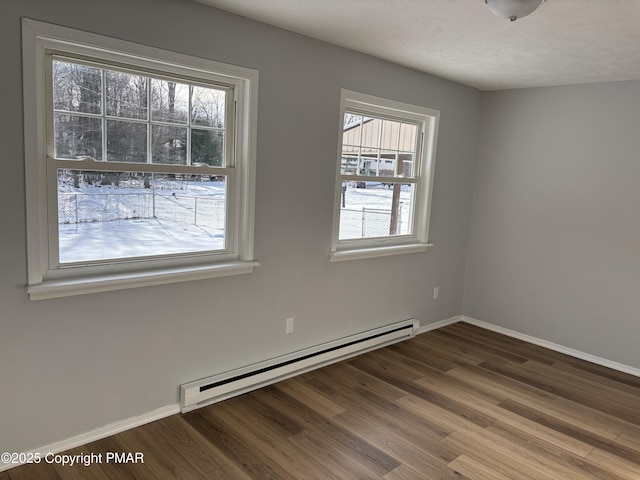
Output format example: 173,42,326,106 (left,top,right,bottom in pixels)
194,0,640,91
